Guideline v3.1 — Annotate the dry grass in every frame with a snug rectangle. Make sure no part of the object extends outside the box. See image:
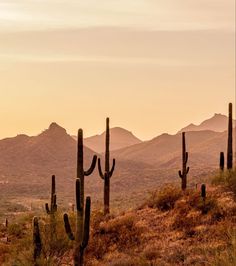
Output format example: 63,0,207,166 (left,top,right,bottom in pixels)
1,176,236,265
